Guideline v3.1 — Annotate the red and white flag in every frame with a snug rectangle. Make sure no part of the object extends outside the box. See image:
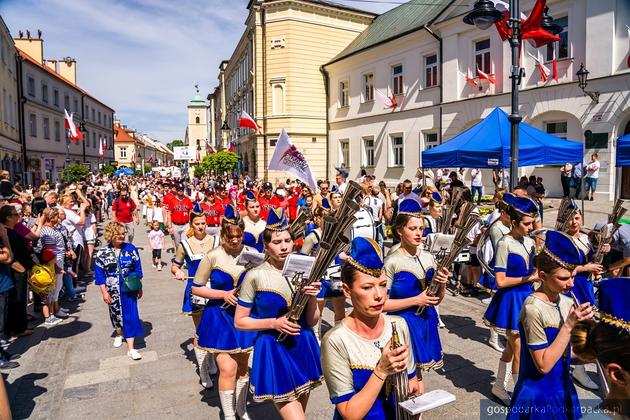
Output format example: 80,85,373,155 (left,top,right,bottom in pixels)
268,128,317,191
64,109,84,144
477,66,496,84
526,50,550,82
238,110,261,132
99,137,105,157
493,0,560,48
552,49,558,81
458,70,478,88
375,89,397,110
